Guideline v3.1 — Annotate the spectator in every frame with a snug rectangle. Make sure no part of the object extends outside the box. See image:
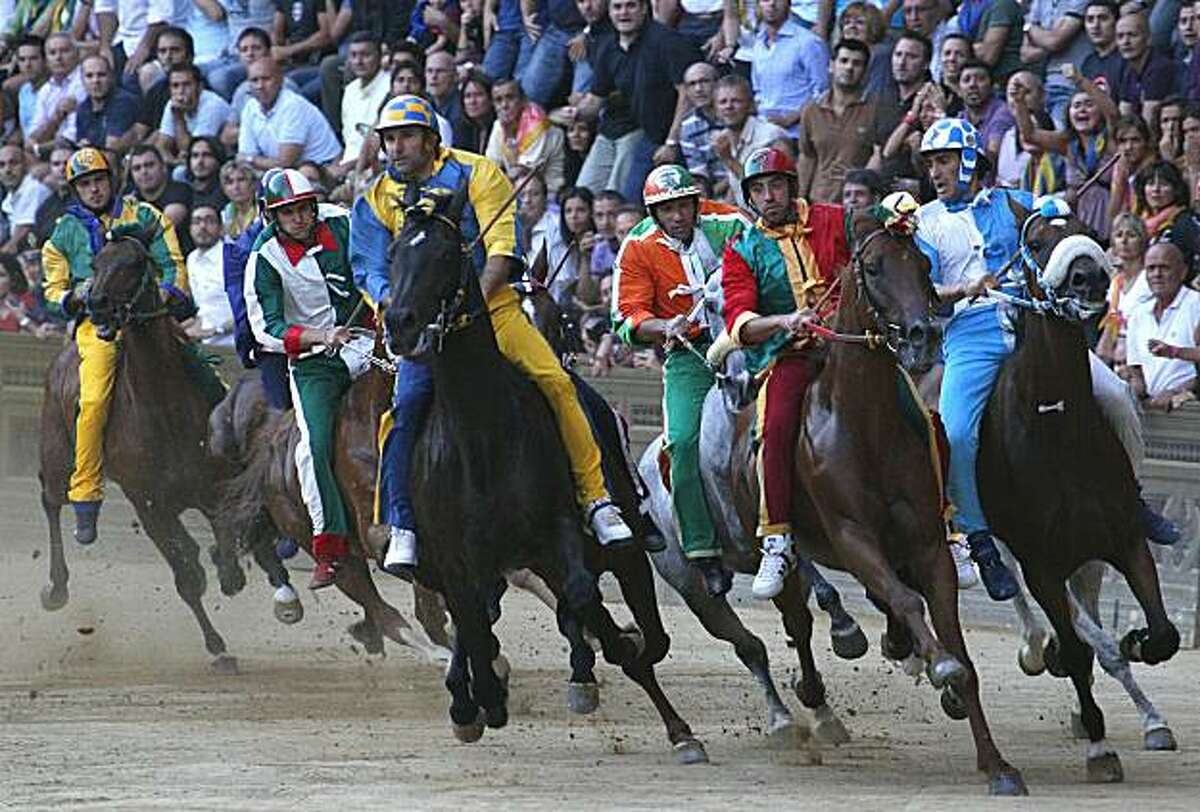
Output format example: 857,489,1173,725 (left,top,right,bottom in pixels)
183,204,237,346
519,0,586,108
543,186,596,305
486,78,567,191
995,71,1064,195
75,54,145,154
1173,0,1199,96
1022,0,1093,124
1013,69,1118,237
1,35,47,141
336,33,391,173
134,27,197,142
205,0,278,100
26,33,85,150
187,137,230,210
409,0,462,55
711,72,791,207
0,144,51,256
227,28,296,130
156,64,233,169
15,249,63,336
457,0,487,61
903,0,957,83
1123,241,1200,408
869,29,932,187
570,0,699,203
454,70,495,154
481,0,528,82
588,188,625,276
563,116,595,187
960,0,1024,82
237,57,343,169
1116,11,1174,123
750,0,829,138
425,50,463,131
566,0,610,99
316,0,413,136
937,33,970,115
32,142,73,245
665,0,726,53
1081,0,1127,101
840,3,891,96
1110,114,1155,223
1097,211,1151,366
797,38,876,204
1135,159,1200,280
0,255,37,334
677,61,723,198
880,78,948,185
220,160,259,238
841,166,884,212
95,0,190,80
518,171,557,258
271,0,334,102
1182,104,1200,199
189,0,233,74
958,60,1014,164
127,144,194,238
